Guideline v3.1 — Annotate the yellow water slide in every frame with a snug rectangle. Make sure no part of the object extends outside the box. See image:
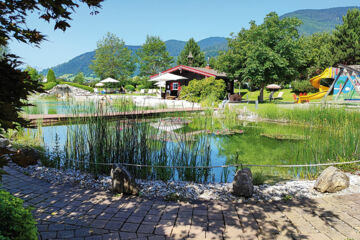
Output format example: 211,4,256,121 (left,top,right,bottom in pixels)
297,68,333,103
